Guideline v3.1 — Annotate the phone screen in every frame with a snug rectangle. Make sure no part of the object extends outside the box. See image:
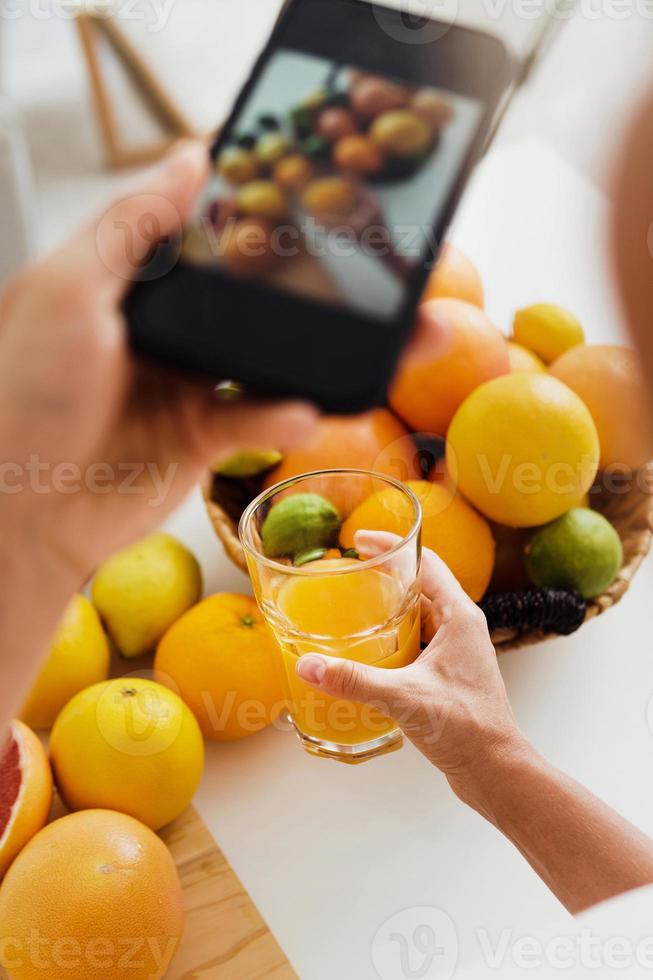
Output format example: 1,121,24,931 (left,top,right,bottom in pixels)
183,50,482,321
